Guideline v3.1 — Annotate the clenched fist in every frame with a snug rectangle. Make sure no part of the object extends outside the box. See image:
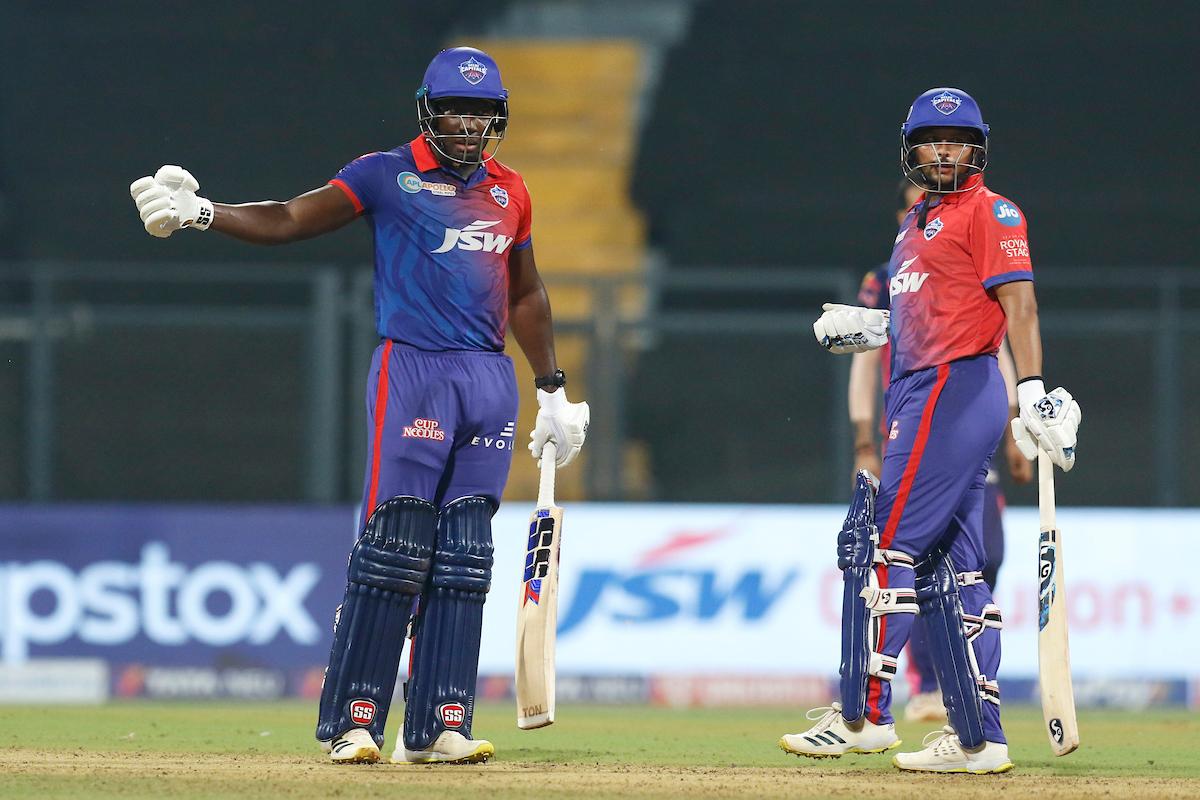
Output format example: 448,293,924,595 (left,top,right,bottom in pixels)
129,165,213,238
813,303,889,354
